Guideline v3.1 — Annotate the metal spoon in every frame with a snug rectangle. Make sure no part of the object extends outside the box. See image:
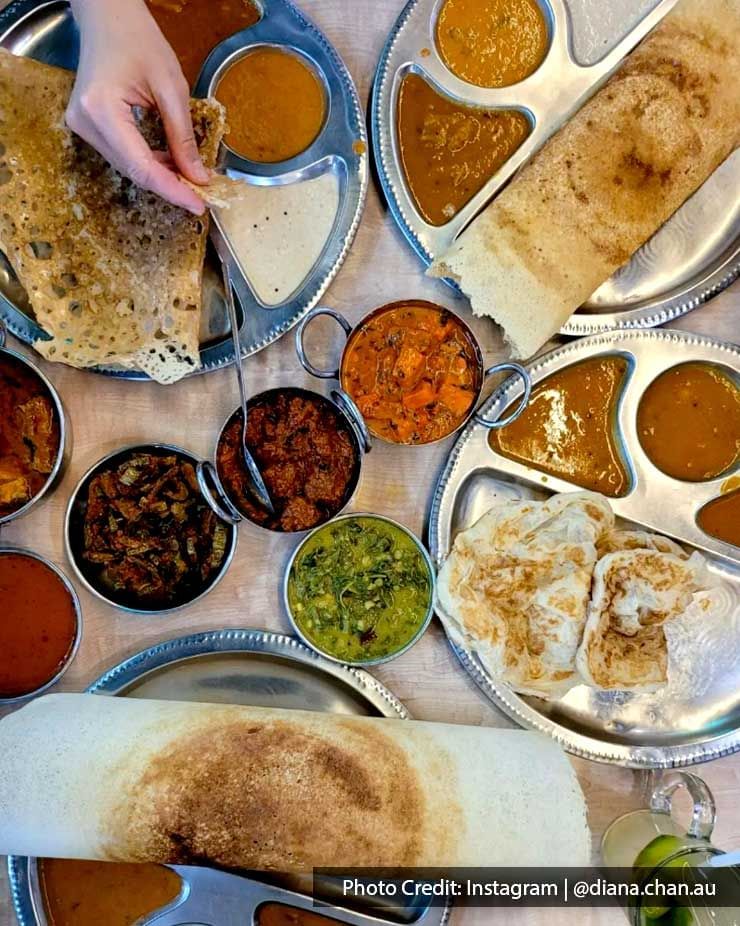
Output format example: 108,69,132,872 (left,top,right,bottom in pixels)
214,238,274,514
